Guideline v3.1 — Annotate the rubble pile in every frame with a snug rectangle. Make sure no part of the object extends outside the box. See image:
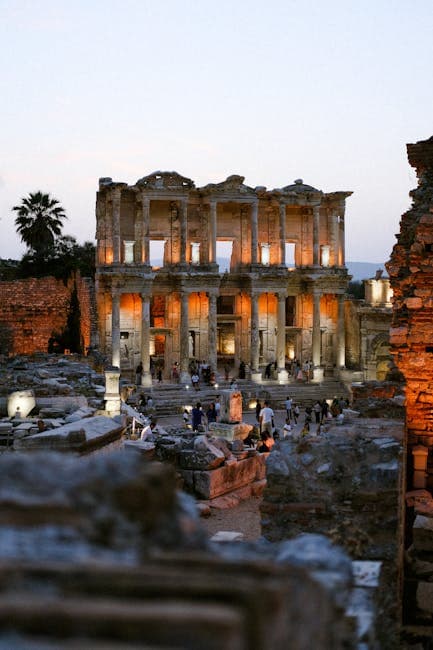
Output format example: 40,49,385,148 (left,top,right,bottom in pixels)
351,381,405,419
0,450,371,648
